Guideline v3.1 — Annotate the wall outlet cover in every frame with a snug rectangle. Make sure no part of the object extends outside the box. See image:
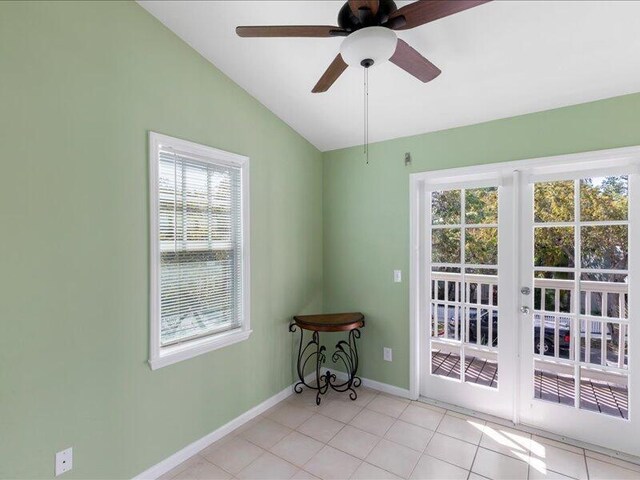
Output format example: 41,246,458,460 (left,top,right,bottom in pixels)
55,447,73,476
393,270,402,283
